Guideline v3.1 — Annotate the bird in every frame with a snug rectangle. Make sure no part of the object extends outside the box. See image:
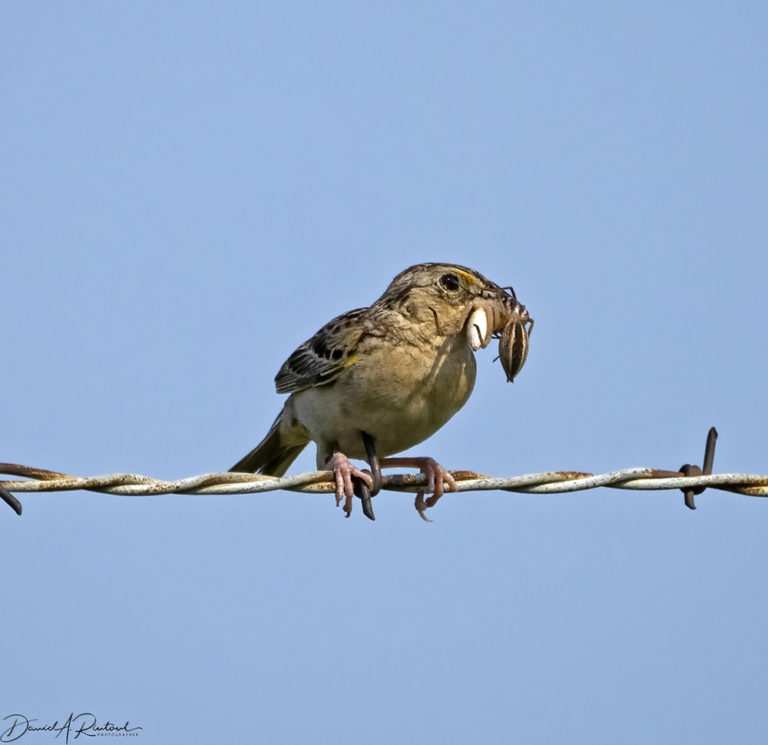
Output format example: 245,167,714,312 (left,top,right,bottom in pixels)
230,262,532,519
